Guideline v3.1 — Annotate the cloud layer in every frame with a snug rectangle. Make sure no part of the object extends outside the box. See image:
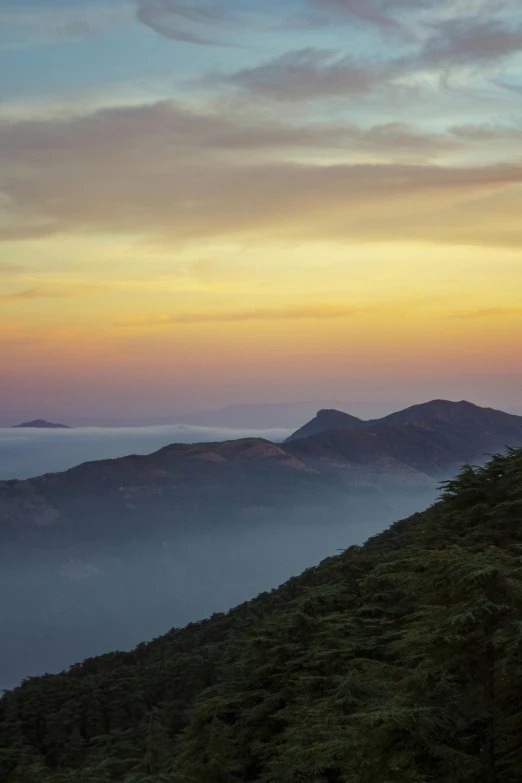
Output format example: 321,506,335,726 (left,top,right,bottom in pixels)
0,96,521,248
